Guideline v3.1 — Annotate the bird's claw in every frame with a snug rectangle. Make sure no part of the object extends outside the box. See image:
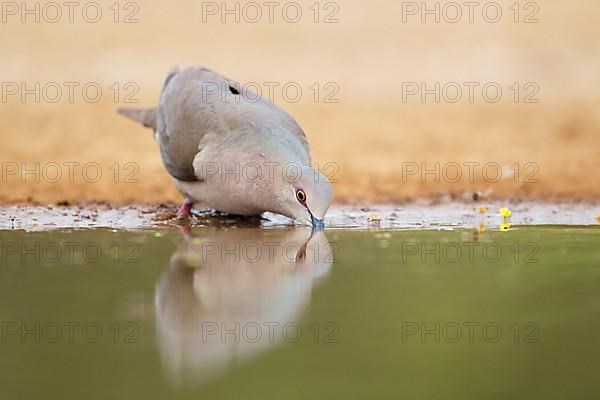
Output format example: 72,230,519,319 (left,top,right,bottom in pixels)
177,200,193,219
